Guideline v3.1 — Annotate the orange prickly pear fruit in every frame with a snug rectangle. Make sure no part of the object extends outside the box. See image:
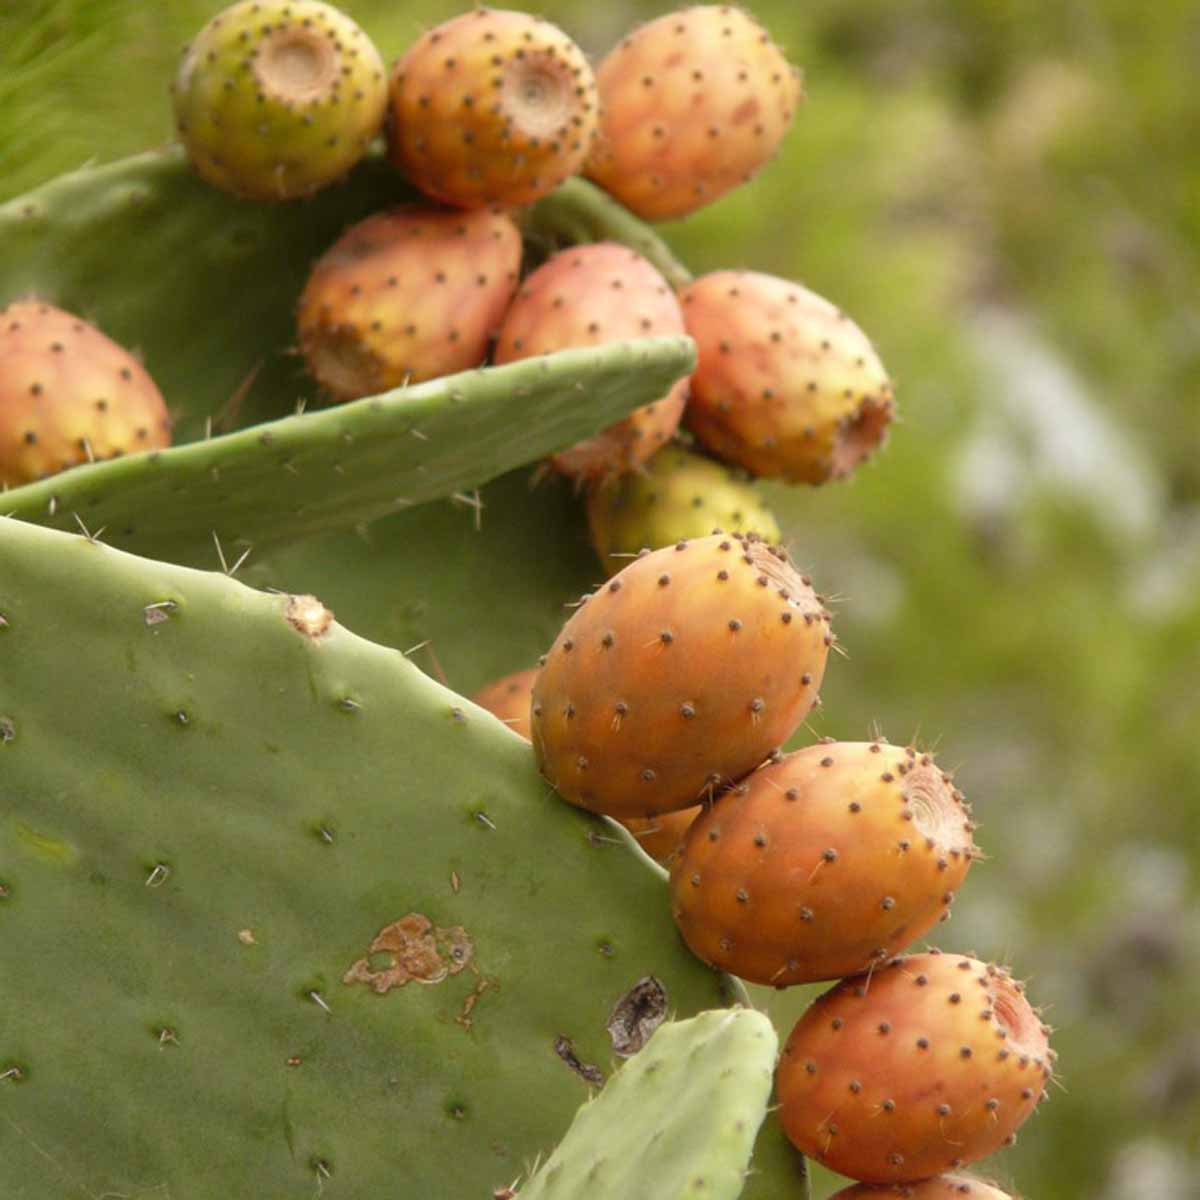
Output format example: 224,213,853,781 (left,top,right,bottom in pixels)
669,740,976,986
0,300,171,487
530,531,832,819
585,6,802,221
471,666,701,864
387,8,598,209
681,271,895,483
777,951,1055,1184
829,1175,1019,1199
297,206,522,401
493,243,689,481
470,666,540,740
